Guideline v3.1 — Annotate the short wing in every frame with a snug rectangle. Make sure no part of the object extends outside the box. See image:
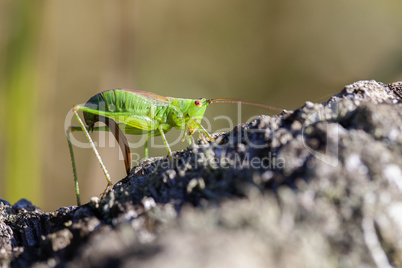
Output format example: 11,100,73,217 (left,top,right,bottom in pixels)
121,89,170,103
